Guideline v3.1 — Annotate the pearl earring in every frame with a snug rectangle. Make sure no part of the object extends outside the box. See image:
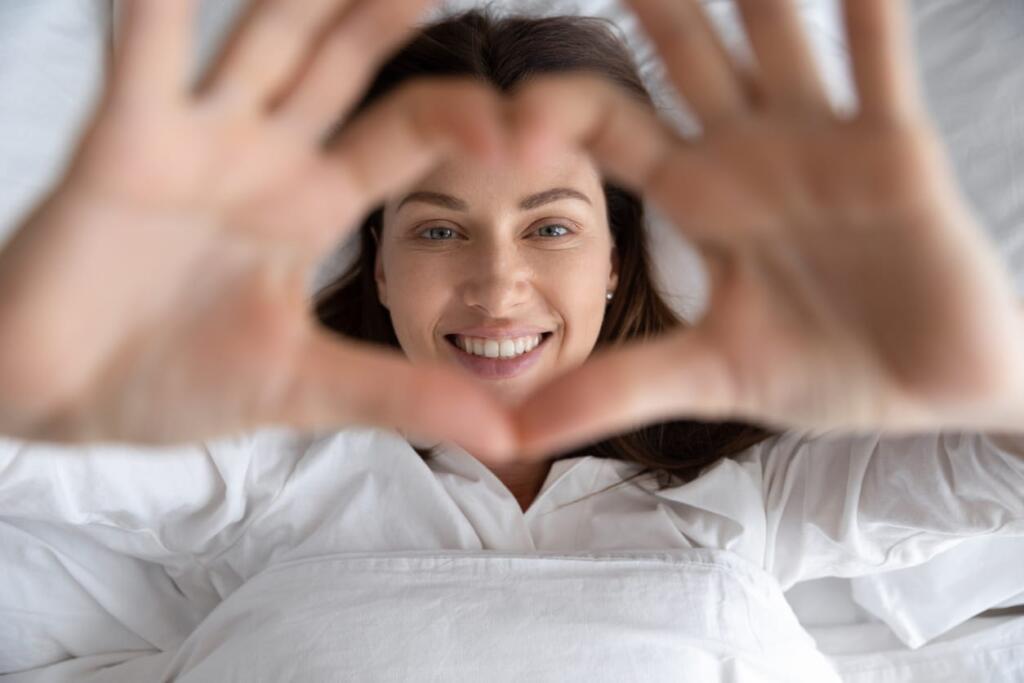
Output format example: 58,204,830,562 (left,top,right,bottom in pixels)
606,291,614,302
